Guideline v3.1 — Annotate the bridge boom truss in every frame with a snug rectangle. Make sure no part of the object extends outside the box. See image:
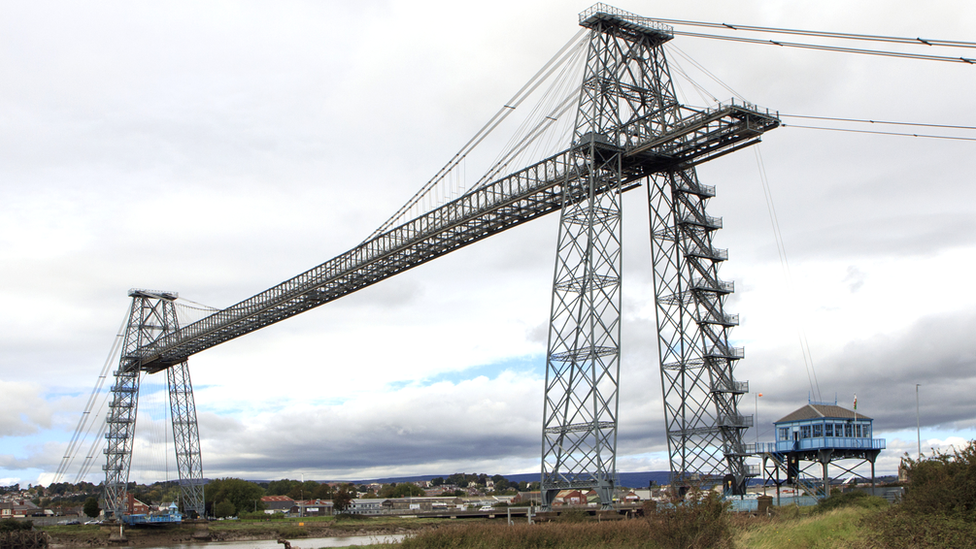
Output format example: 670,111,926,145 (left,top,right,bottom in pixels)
106,3,778,504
